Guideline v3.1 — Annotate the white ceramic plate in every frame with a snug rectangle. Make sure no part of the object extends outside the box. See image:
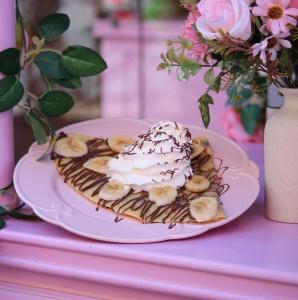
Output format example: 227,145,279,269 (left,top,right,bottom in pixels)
14,118,260,243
